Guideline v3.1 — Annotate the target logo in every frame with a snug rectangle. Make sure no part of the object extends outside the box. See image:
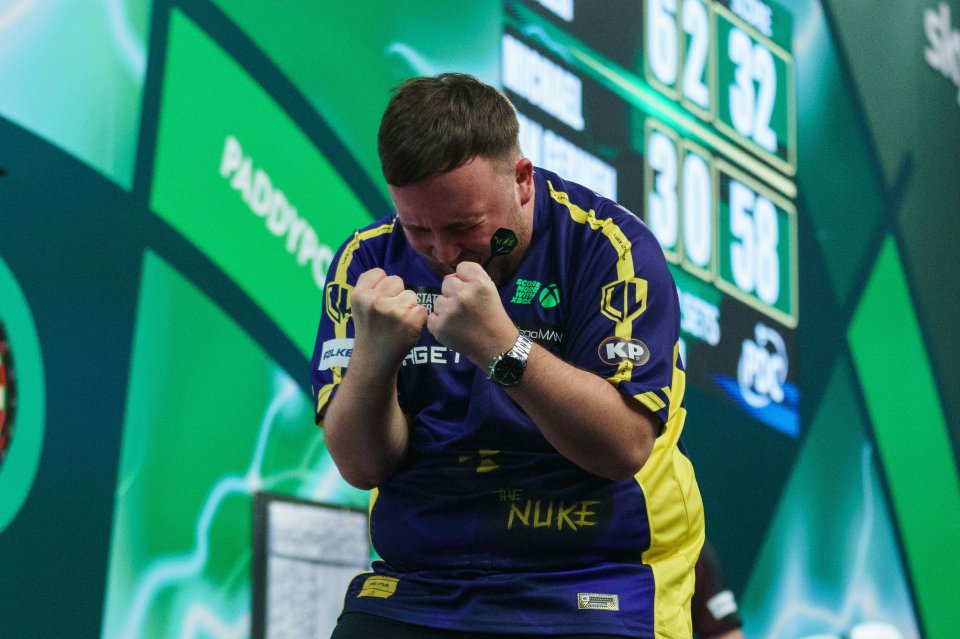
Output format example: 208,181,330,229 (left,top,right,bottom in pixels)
0,321,15,471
